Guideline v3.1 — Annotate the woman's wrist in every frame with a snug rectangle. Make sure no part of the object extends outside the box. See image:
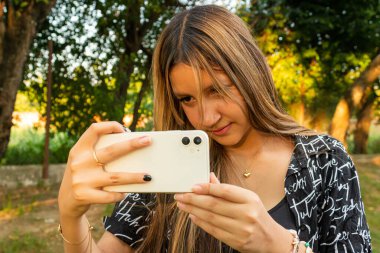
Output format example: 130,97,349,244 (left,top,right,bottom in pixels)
59,202,89,219
59,215,94,252
261,223,293,253
58,217,93,244
285,229,313,253
263,225,313,253
58,190,90,219
297,242,313,253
